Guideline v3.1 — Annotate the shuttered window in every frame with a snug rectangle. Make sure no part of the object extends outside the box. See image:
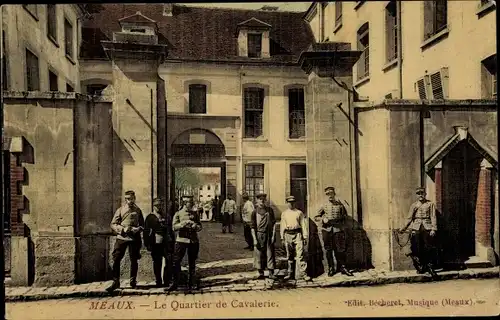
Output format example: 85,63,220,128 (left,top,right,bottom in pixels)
47,5,57,42
385,1,398,62
244,87,264,138
49,70,58,91
189,84,207,114
481,54,497,99
64,19,74,58
25,49,40,91
430,72,444,99
357,23,370,80
416,78,427,99
335,1,342,27
424,0,447,40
